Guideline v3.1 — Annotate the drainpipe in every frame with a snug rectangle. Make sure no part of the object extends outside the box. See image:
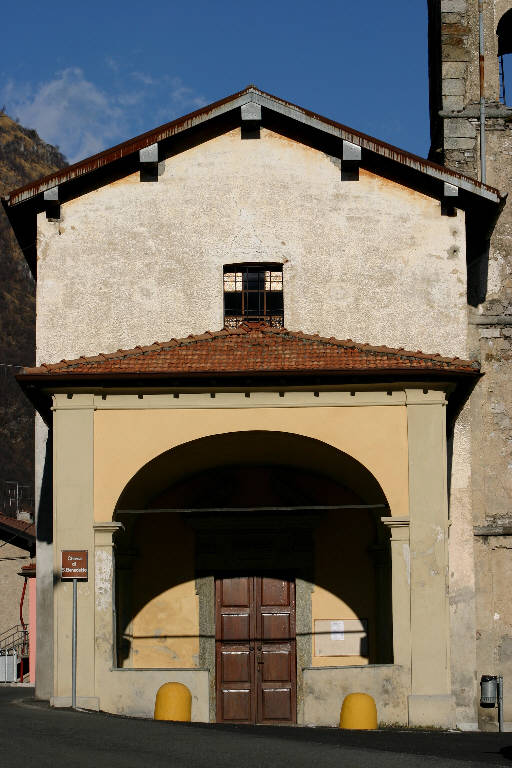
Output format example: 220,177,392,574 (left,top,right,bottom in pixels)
479,0,487,184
